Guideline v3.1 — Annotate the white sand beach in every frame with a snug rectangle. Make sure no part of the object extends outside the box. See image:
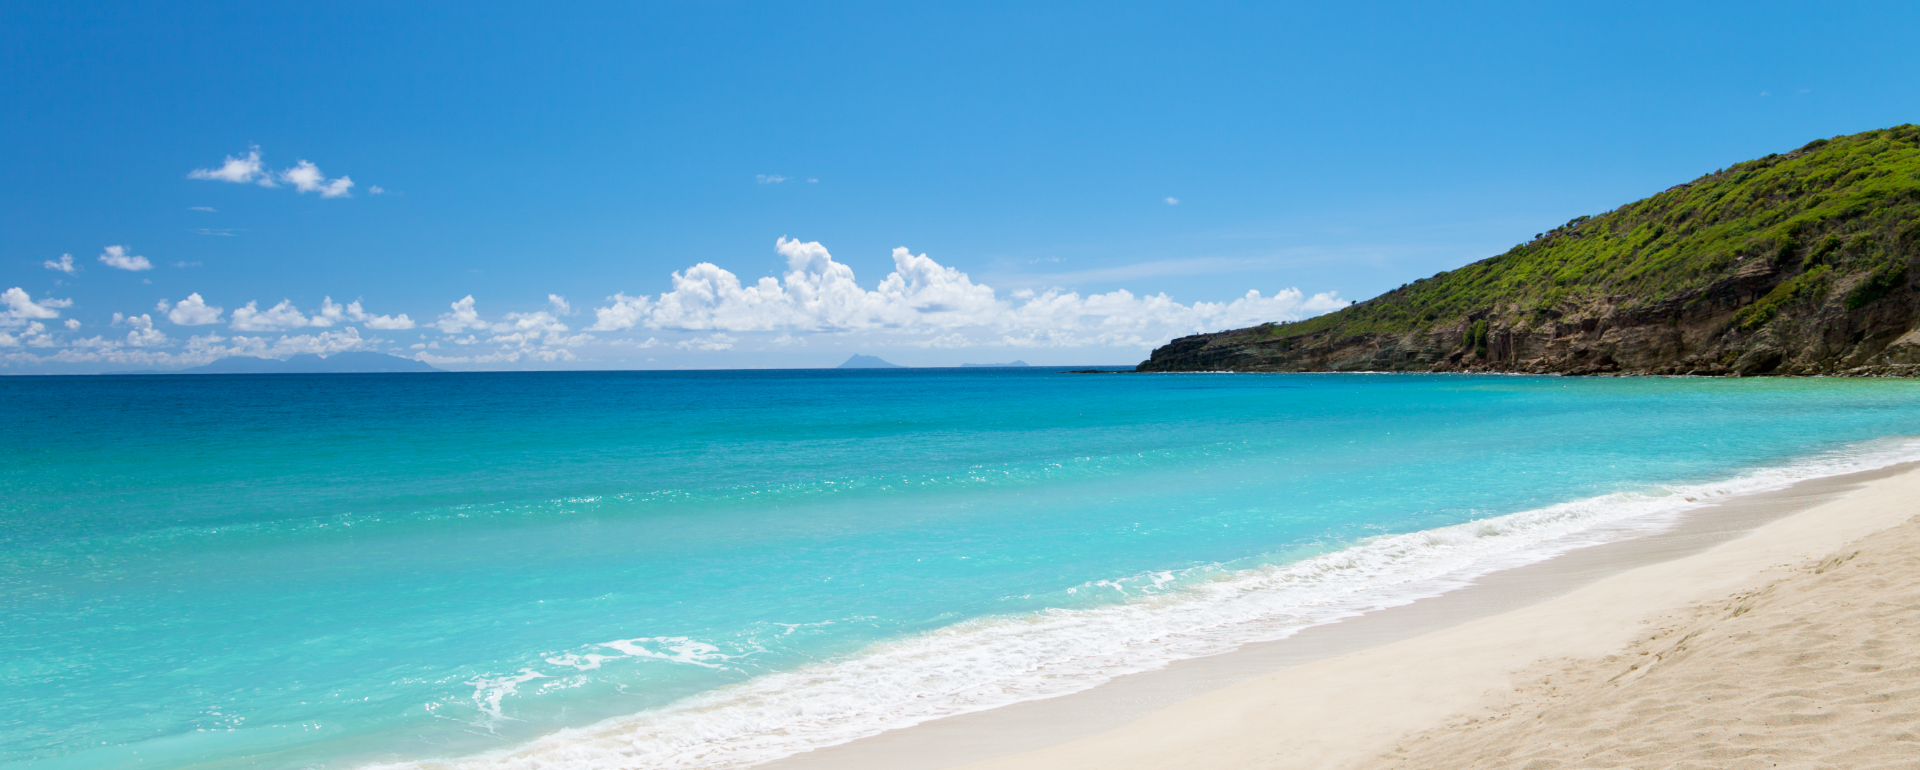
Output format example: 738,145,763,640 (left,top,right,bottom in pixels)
769,464,1920,770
